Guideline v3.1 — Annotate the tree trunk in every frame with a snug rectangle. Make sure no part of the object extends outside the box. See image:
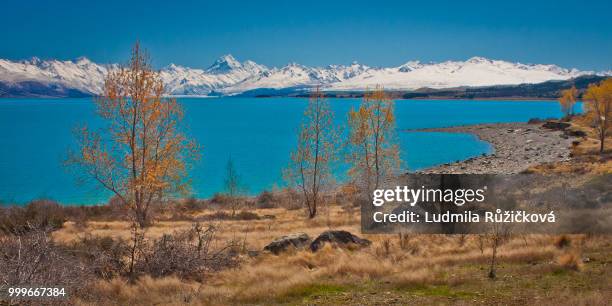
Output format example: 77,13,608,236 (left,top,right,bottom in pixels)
136,208,147,228
488,236,498,279
308,204,317,219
